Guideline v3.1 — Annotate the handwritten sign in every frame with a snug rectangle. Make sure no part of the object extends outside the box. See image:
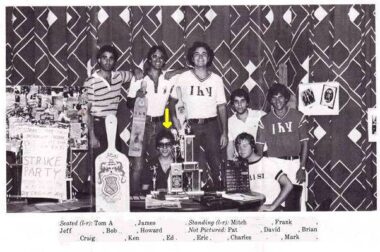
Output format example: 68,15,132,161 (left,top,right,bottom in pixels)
21,126,69,200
